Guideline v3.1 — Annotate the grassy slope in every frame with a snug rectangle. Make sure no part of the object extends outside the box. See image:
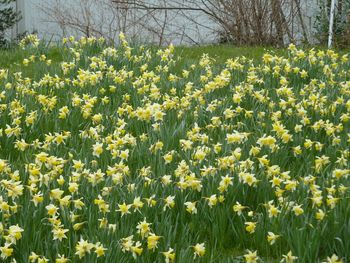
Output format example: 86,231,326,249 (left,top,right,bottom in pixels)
0,45,277,72
1,43,350,262
2,44,347,75
0,43,282,262
0,46,64,78
175,45,284,63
